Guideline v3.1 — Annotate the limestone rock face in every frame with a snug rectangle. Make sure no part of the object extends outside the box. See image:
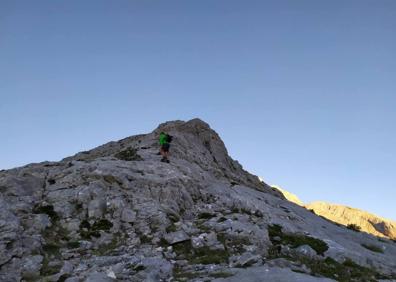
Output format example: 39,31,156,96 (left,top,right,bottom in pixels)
306,201,396,240
0,118,395,281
